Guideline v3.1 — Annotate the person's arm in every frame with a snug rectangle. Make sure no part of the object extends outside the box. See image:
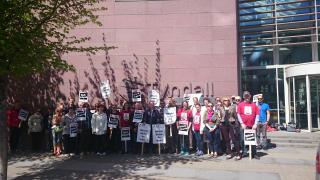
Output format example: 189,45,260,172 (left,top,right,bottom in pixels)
266,110,270,124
